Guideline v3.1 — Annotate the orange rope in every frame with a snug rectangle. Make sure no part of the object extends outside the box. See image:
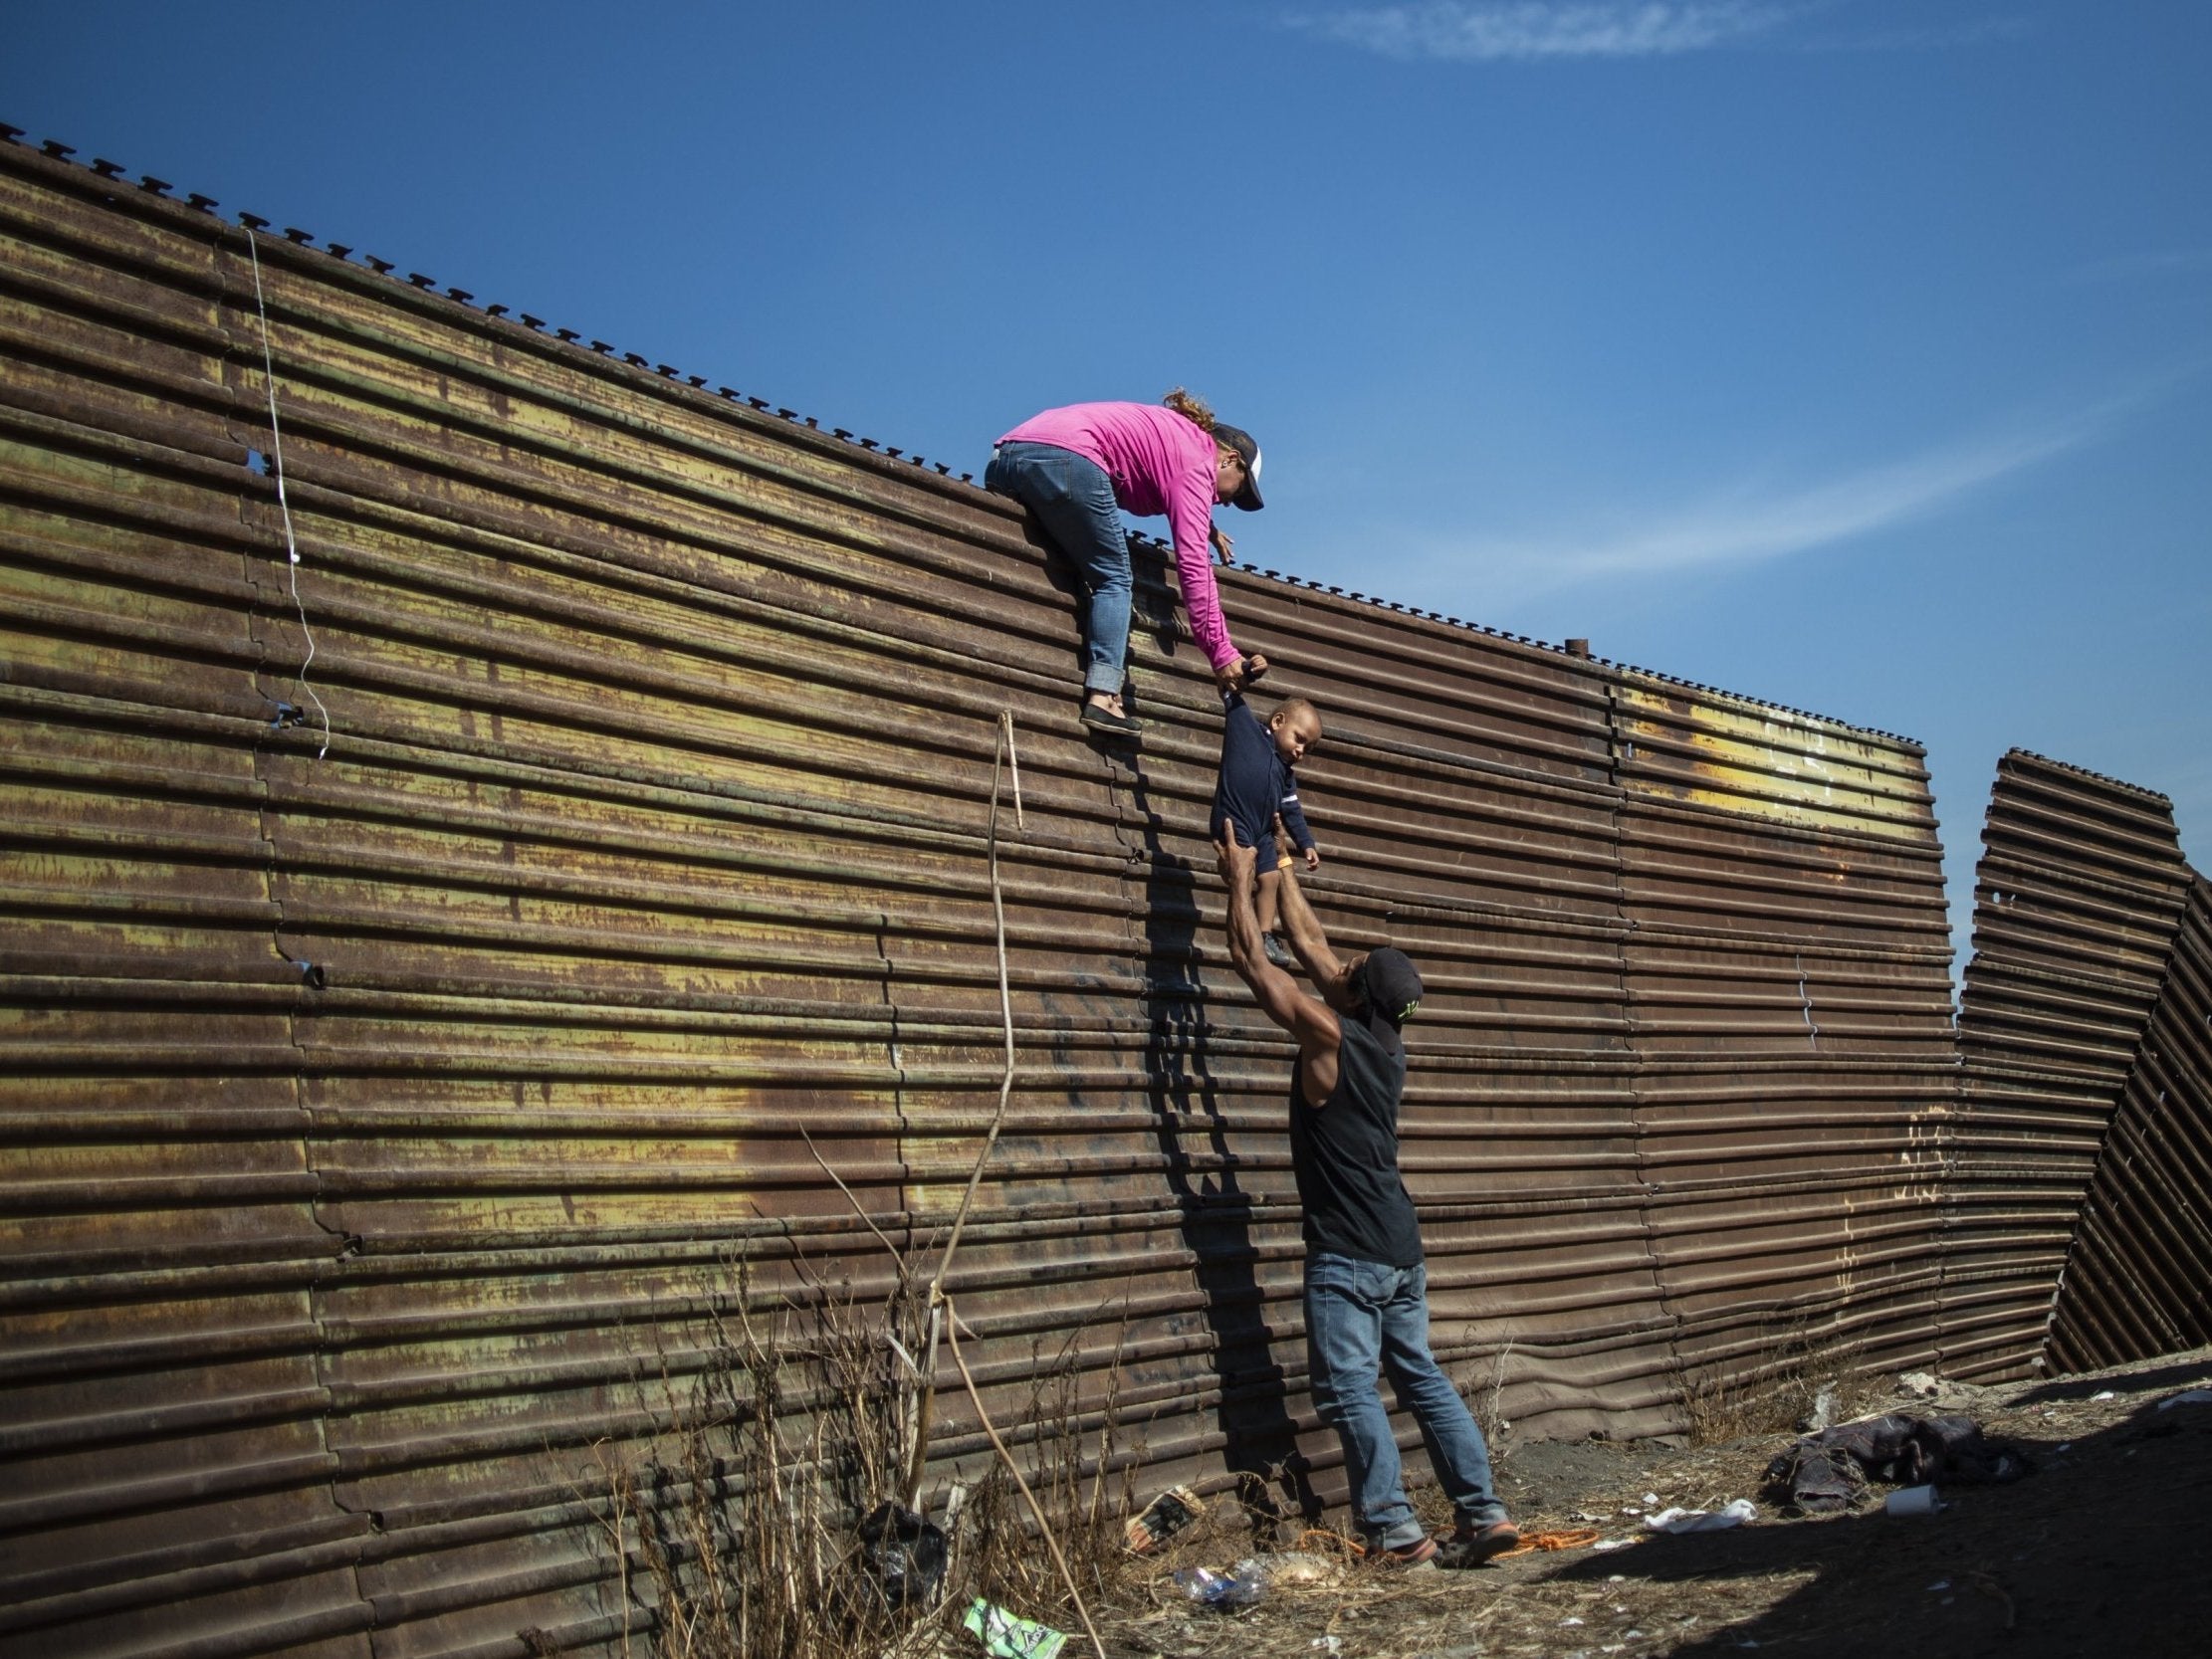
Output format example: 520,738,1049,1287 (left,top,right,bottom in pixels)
1495,1528,1603,1557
